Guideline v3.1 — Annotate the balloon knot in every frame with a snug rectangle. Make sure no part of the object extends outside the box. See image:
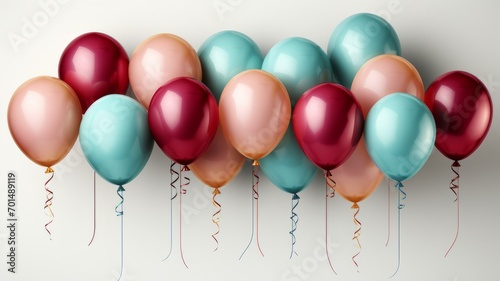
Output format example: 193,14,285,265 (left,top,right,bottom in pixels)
452,161,461,168
395,181,404,188
351,202,359,209
252,159,260,166
292,193,300,200
213,188,221,195
181,165,190,172
45,167,54,173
